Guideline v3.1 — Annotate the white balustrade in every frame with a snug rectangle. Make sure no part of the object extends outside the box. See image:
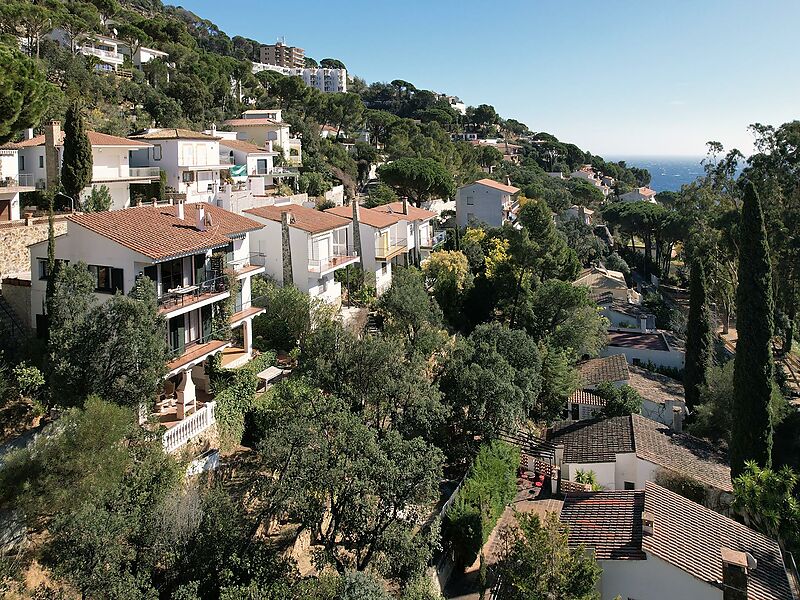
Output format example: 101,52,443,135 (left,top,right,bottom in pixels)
162,401,216,453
